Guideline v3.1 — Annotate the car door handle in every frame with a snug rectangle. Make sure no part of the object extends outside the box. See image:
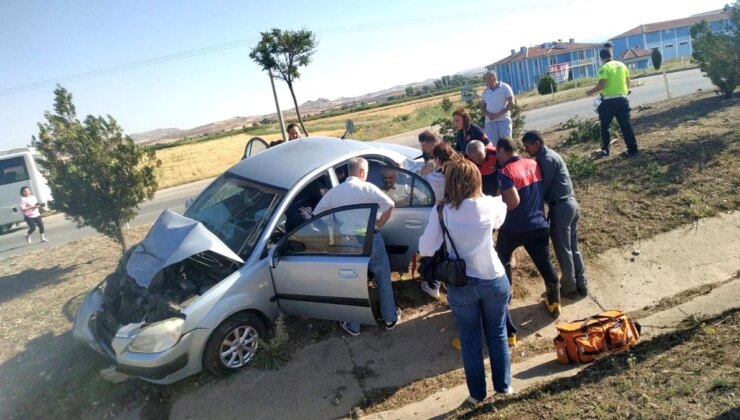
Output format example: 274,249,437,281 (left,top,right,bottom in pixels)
338,269,358,279
403,219,423,228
